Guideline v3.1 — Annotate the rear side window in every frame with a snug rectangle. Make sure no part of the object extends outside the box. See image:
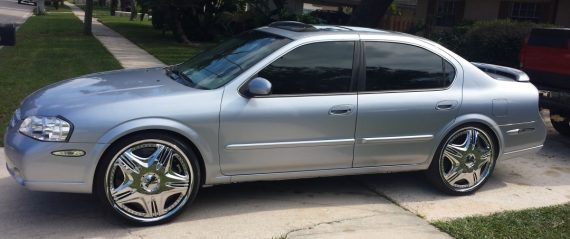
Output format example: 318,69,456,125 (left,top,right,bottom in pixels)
528,28,570,49
258,41,354,95
364,42,455,92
